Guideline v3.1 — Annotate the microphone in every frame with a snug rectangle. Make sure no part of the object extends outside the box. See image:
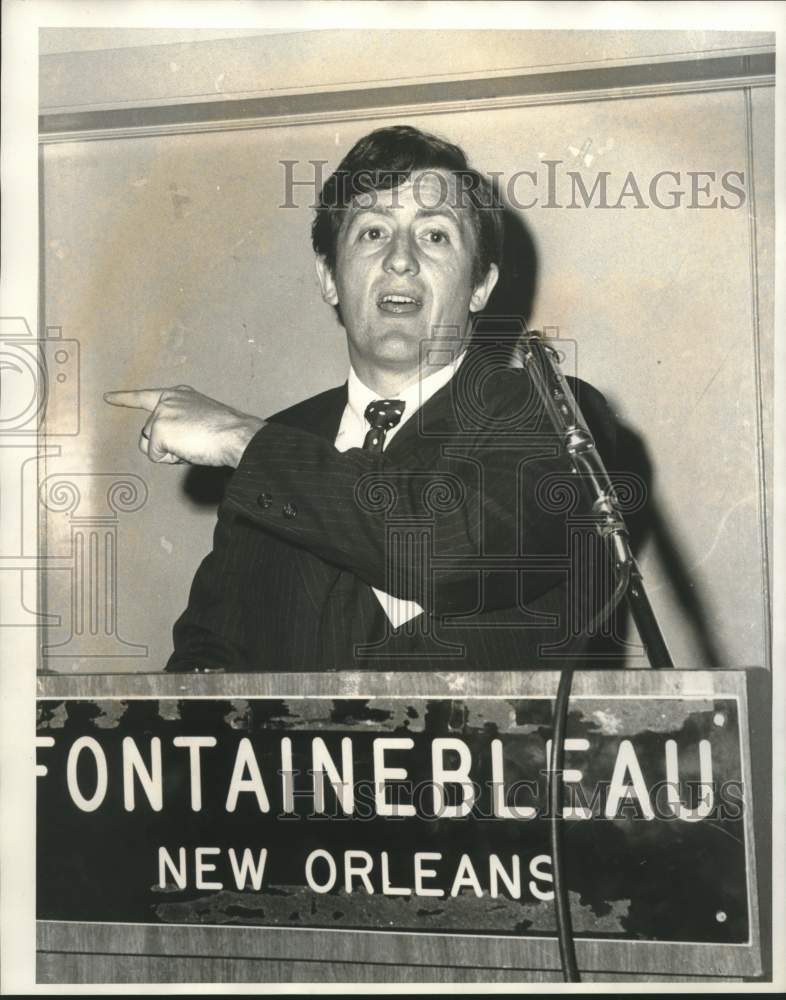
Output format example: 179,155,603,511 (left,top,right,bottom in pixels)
513,331,631,571
514,329,674,669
